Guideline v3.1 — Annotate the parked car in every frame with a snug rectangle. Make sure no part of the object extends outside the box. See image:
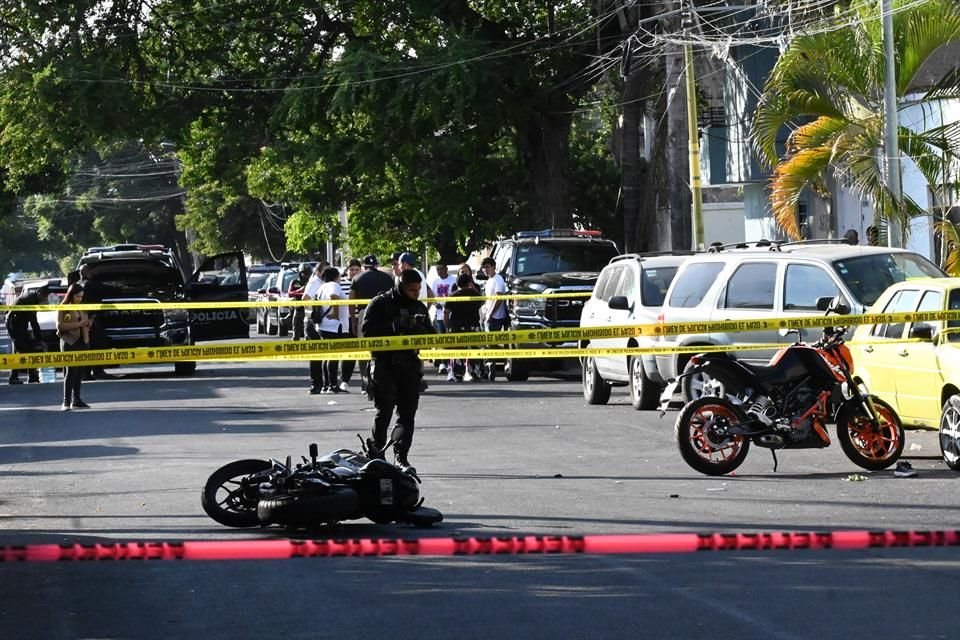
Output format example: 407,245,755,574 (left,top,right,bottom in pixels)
579,252,690,409
245,263,282,323
480,228,619,380
255,266,301,336
850,278,960,458
77,244,249,375
655,240,946,402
